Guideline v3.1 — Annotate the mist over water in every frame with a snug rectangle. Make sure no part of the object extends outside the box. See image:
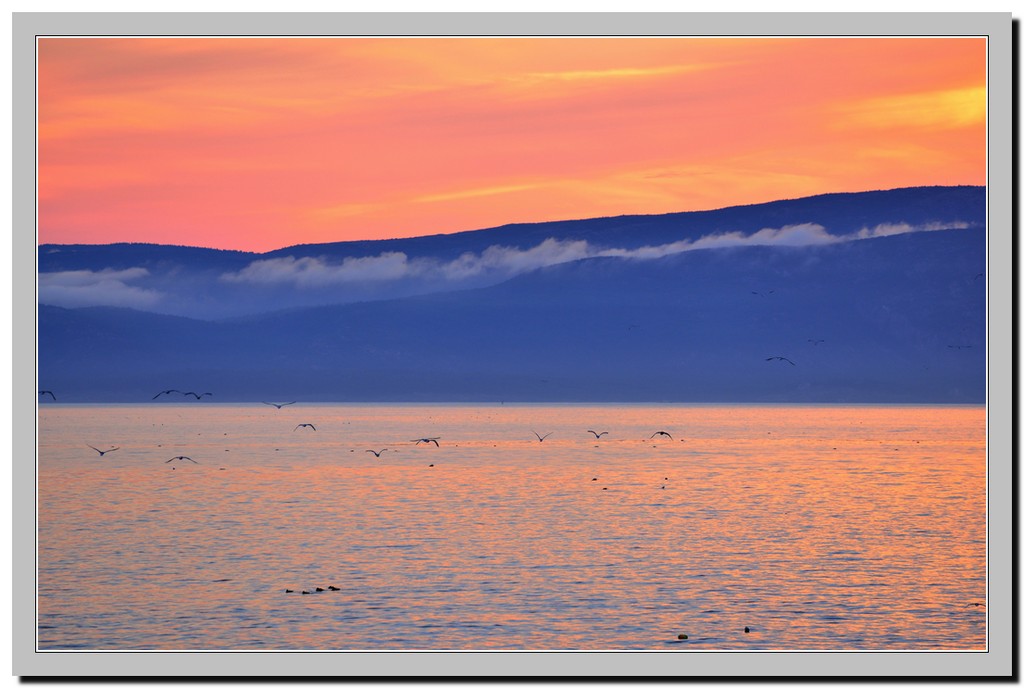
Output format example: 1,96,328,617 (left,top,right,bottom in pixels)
37,404,986,651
